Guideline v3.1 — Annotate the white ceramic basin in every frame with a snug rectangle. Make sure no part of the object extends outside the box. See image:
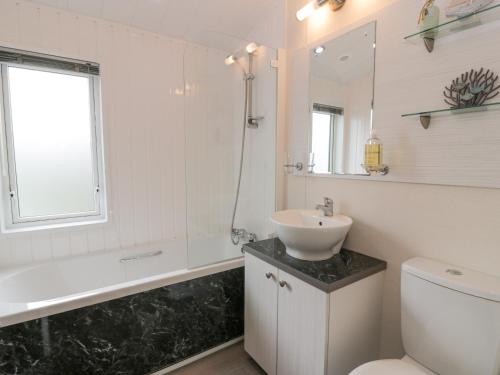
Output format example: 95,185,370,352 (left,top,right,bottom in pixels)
270,209,353,261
